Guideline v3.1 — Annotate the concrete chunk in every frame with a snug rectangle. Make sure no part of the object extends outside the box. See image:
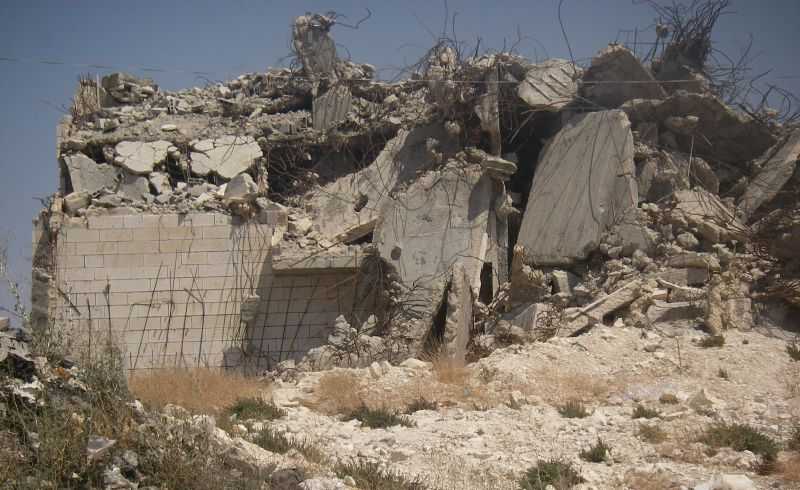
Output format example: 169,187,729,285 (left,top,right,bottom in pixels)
581,45,665,108
671,189,747,243
563,279,643,335
647,300,704,324
62,153,119,194
190,135,262,180
517,110,637,265
114,140,170,174
224,173,258,203
737,129,800,220
118,173,151,201
313,85,352,131
517,59,580,111
443,262,473,362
